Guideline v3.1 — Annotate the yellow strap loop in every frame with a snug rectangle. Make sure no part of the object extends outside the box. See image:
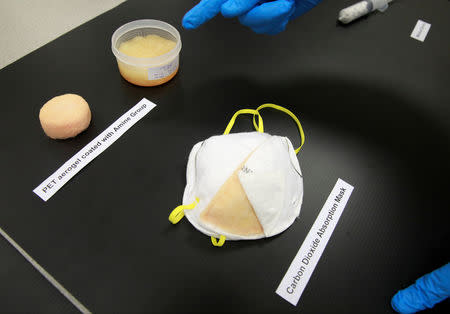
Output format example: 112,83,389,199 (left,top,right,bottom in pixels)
252,103,305,154
211,235,226,247
224,109,264,135
168,197,199,224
